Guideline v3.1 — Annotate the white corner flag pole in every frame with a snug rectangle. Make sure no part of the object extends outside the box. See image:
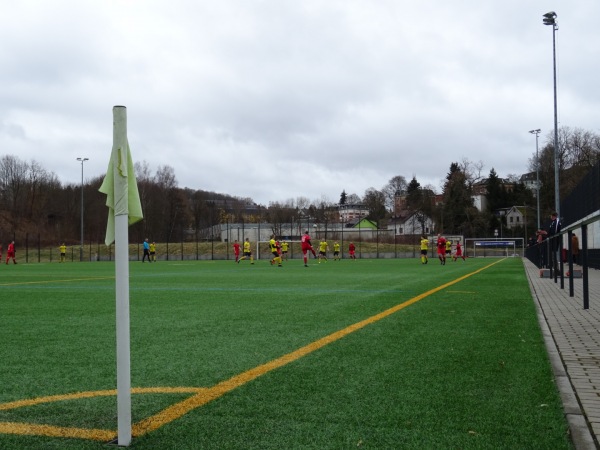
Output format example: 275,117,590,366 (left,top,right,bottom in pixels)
114,106,132,446
99,106,143,447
